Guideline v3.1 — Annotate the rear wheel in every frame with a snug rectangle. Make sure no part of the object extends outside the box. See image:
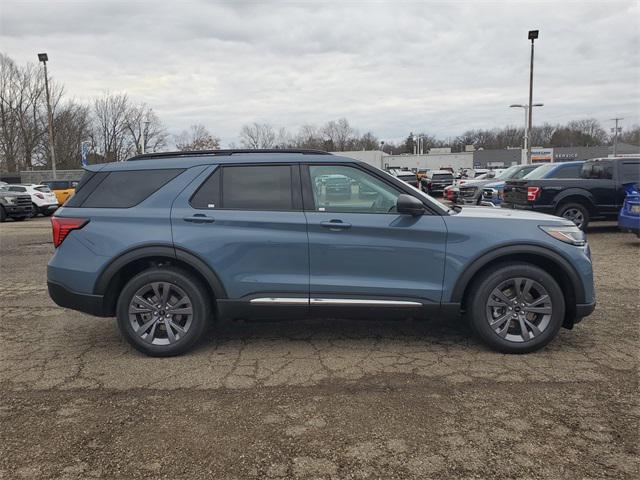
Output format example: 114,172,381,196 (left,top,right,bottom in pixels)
557,202,589,230
467,263,565,353
116,267,210,357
